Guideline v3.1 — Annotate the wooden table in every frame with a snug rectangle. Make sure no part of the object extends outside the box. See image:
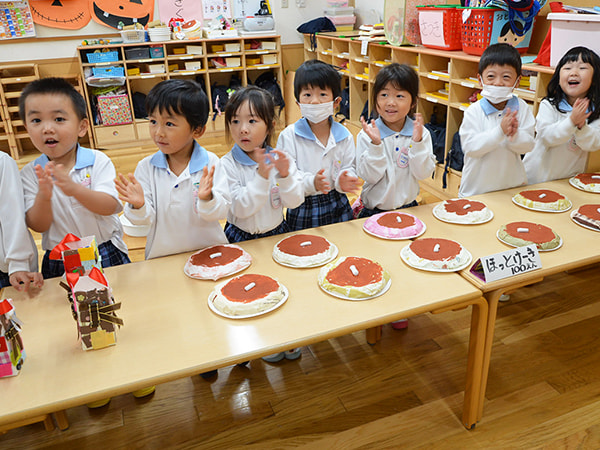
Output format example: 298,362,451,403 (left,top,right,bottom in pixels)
404,179,600,420
0,218,487,431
